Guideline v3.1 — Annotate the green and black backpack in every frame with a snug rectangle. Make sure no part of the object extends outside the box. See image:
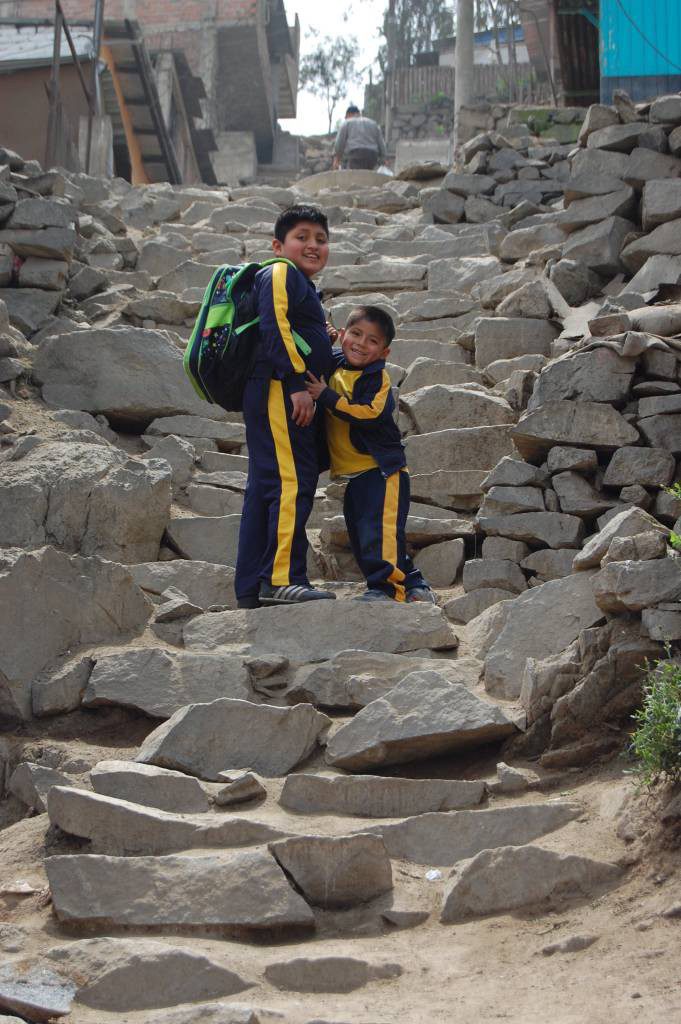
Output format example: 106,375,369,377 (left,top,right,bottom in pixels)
183,257,311,412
